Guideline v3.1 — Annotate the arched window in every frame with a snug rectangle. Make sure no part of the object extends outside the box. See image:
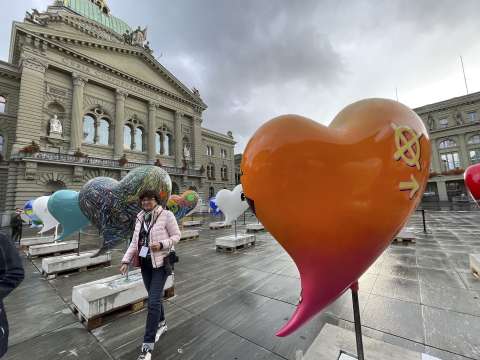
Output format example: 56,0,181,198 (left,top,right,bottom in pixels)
83,115,95,144
209,186,215,198
156,132,162,154
45,180,66,195
468,135,480,145
98,118,110,145
0,96,6,113
135,127,144,151
221,165,228,180
124,125,133,149
82,109,111,146
438,139,457,149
